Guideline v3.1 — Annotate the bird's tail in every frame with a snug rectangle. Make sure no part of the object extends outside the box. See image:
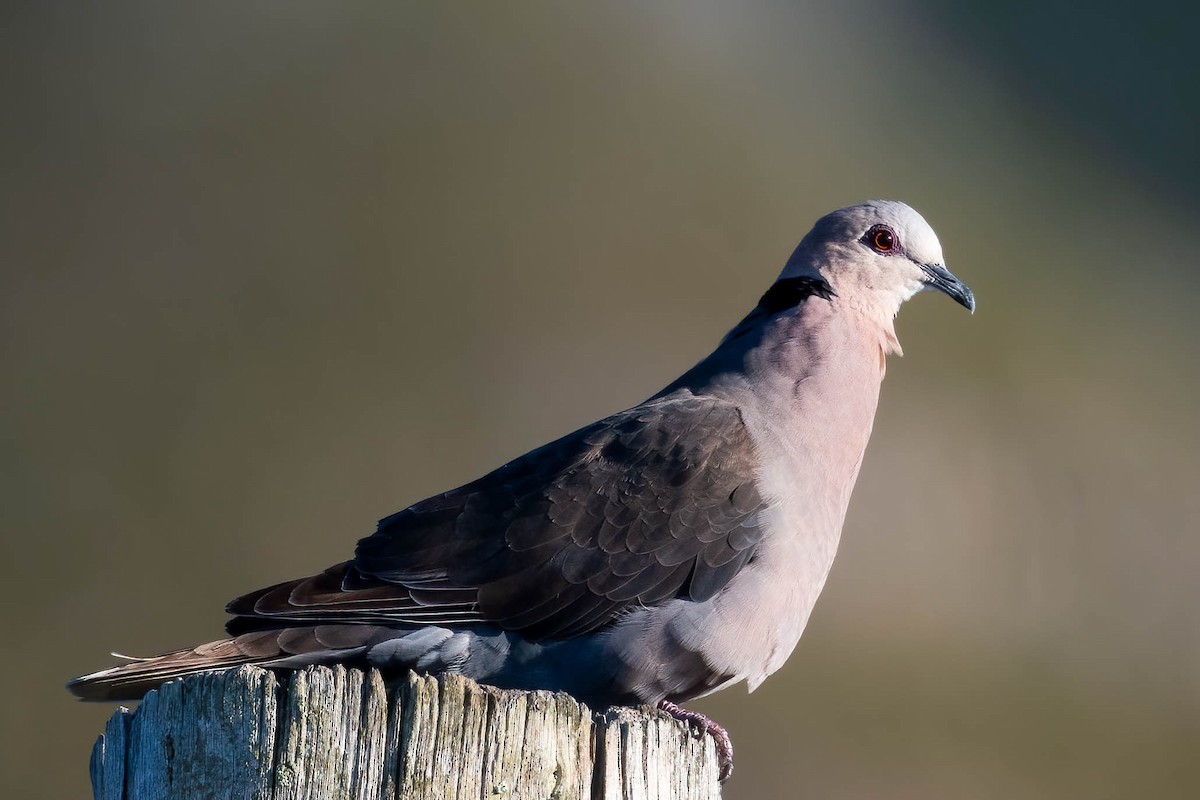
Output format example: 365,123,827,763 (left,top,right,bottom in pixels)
66,628,348,702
